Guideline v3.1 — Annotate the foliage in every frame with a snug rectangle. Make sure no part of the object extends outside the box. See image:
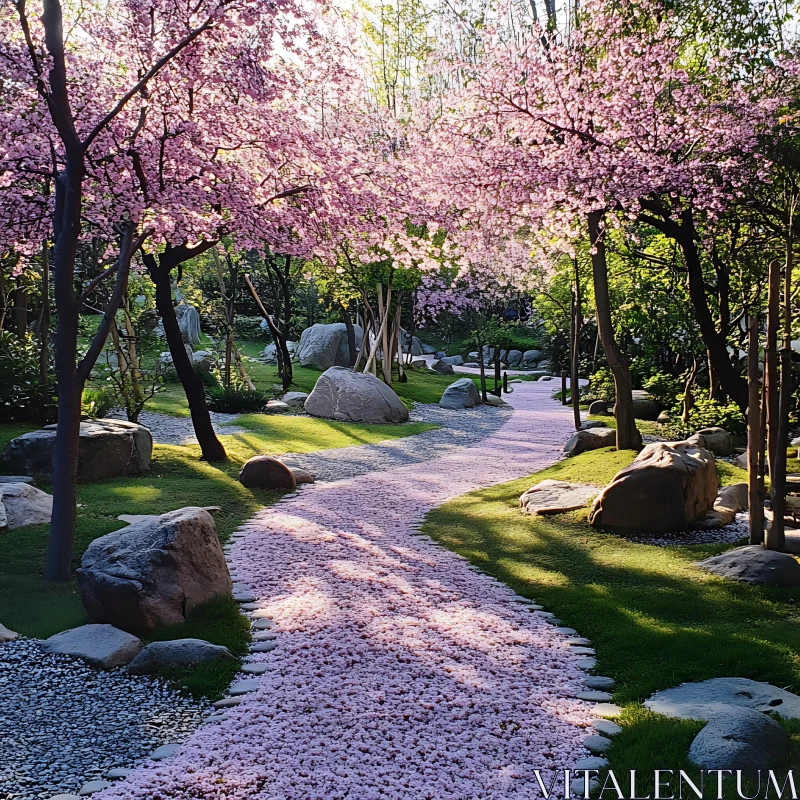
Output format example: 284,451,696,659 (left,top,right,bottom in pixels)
642,371,683,407
0,331,56,423
670,398,747,437
205,386,272,414
80,387,117,419
233,315,268,341
588,367,616,403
